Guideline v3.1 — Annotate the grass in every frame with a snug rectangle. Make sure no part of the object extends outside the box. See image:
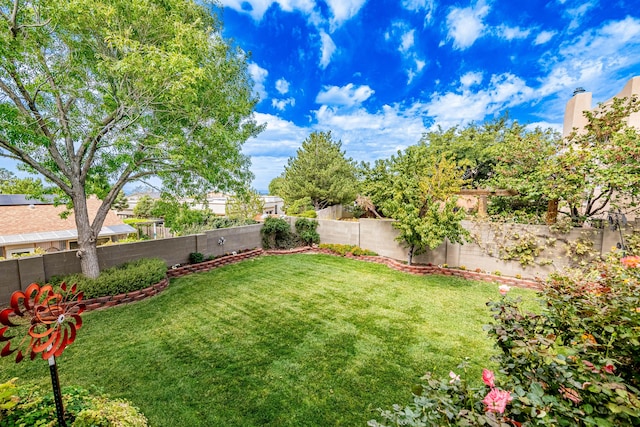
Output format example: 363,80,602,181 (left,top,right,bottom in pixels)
0,254,537,426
